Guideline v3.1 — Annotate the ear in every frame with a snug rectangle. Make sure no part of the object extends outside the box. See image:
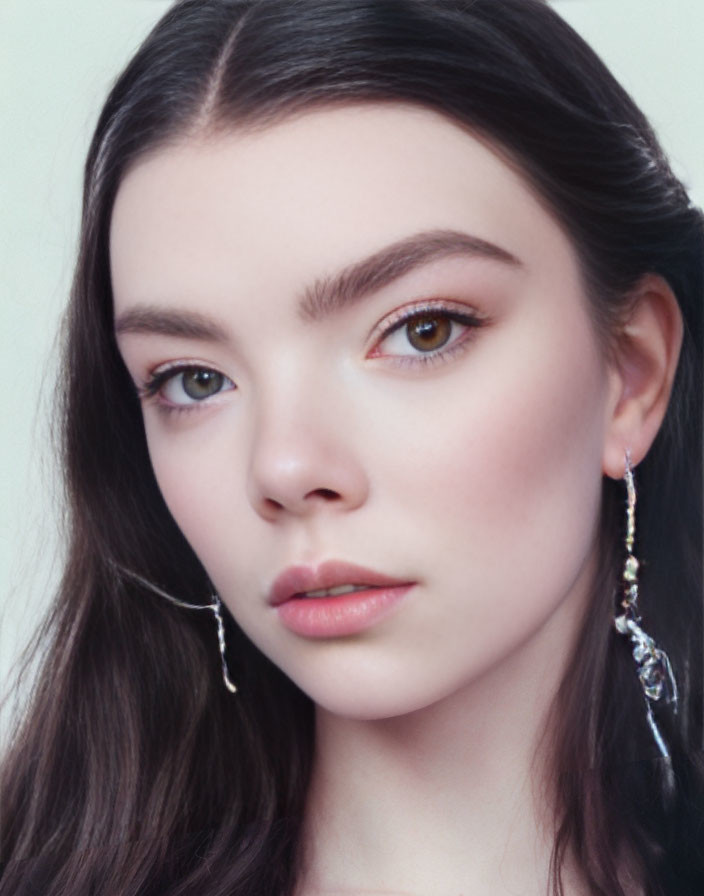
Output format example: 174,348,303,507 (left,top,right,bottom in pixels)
602,274,683,479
